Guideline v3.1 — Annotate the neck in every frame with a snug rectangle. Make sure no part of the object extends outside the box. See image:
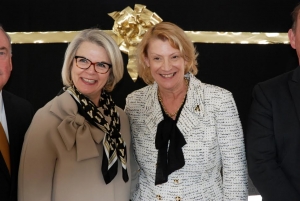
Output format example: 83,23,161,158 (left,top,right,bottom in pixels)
157,78,189,119
158,79,188,100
